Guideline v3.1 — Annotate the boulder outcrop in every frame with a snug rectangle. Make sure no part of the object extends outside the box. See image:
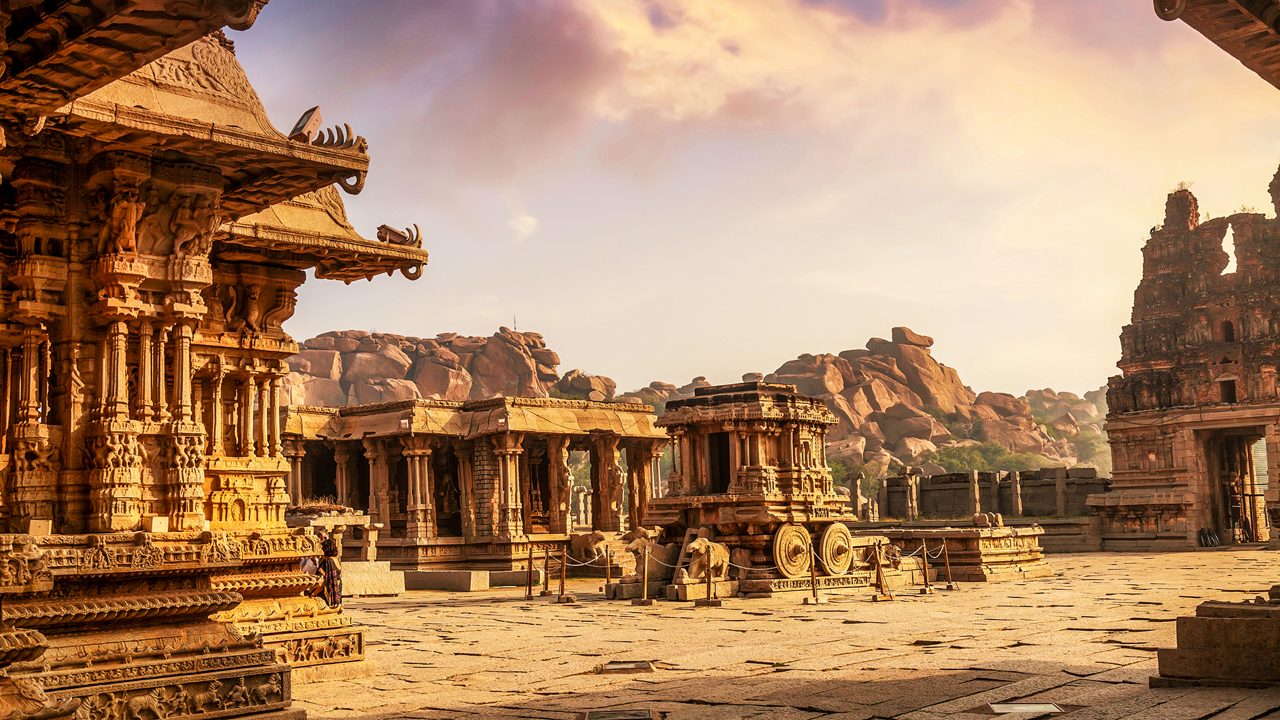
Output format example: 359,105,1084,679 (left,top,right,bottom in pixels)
285,327,609,405
287,325,1108,475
